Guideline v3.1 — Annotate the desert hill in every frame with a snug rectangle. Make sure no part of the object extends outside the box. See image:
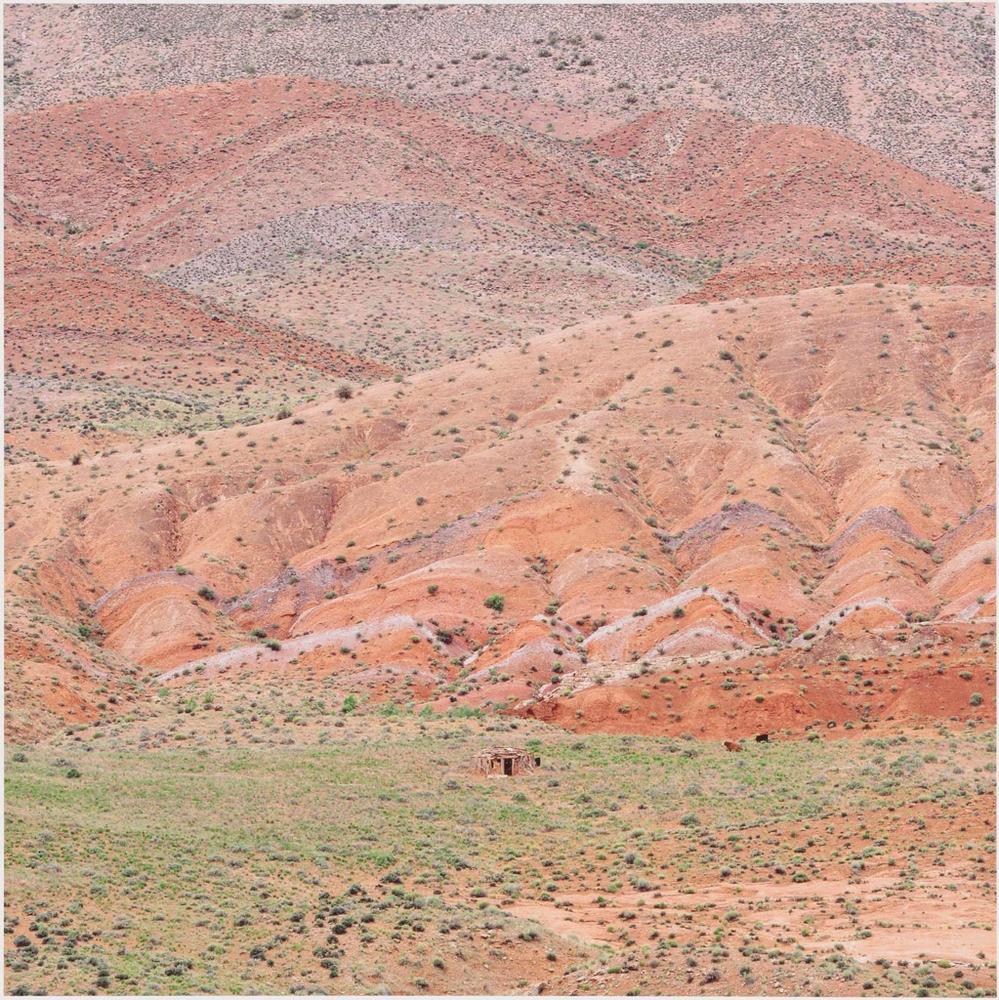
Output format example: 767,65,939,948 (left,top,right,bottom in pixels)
4,209,387,460
4,3,994,194
3,76,695,368
6,281,993,741
1,3,994,752
5,77,992,373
